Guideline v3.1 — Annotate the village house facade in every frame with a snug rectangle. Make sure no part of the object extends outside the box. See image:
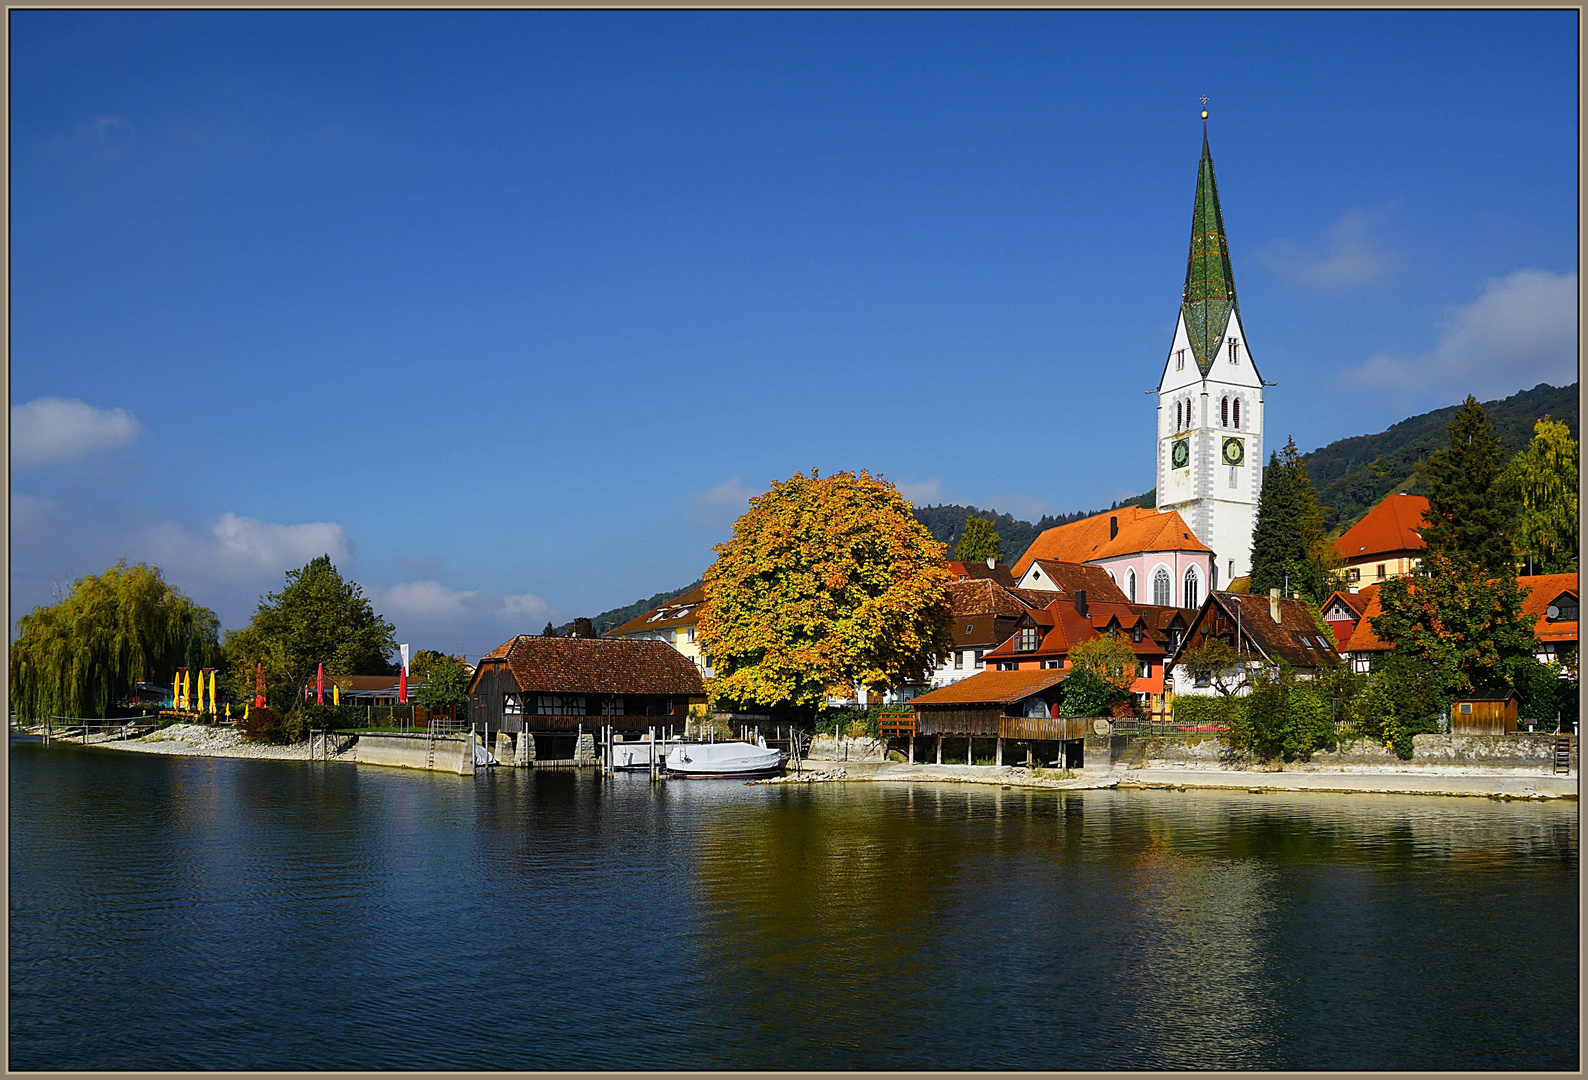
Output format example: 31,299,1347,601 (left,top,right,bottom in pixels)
1333,493,1428,586
605,583,712,677
1165,590,1343,697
